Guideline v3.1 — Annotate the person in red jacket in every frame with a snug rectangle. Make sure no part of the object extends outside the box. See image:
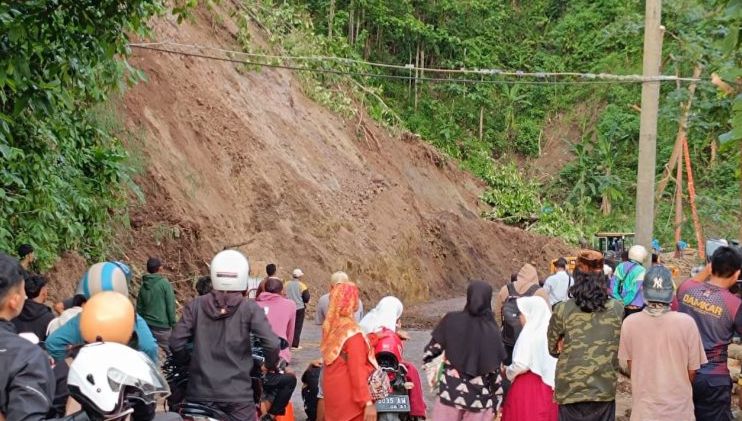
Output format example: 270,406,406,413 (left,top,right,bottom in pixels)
320,282,377,421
